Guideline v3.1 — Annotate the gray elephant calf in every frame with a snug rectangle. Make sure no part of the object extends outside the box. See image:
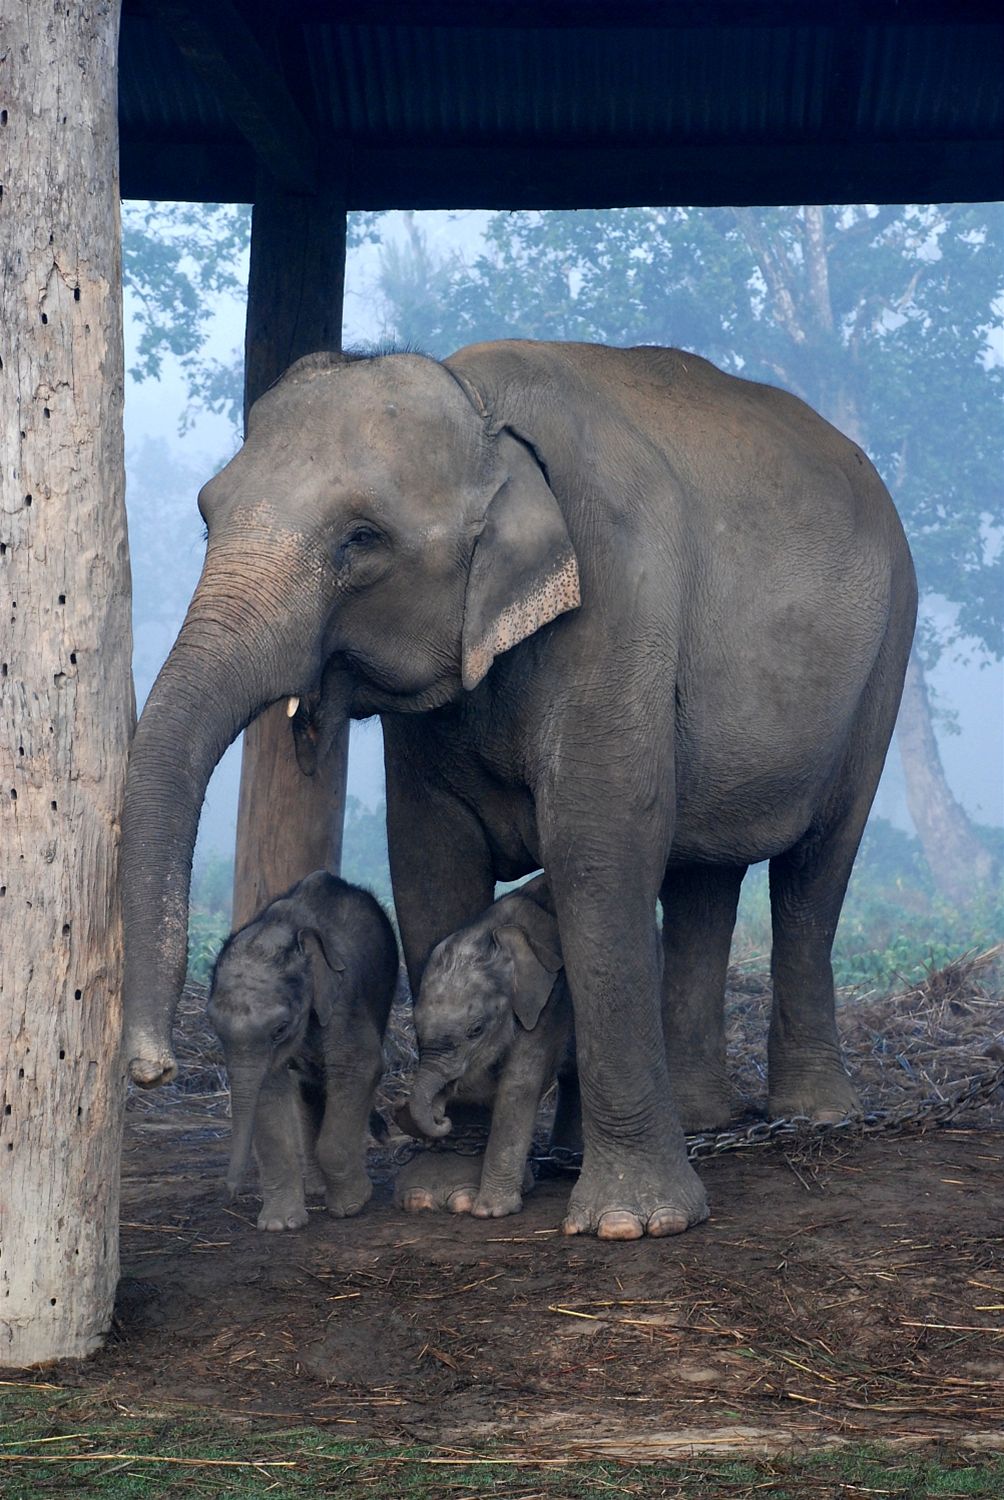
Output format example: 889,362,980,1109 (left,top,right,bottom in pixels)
207,870,398,1230
395,875,577,1219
